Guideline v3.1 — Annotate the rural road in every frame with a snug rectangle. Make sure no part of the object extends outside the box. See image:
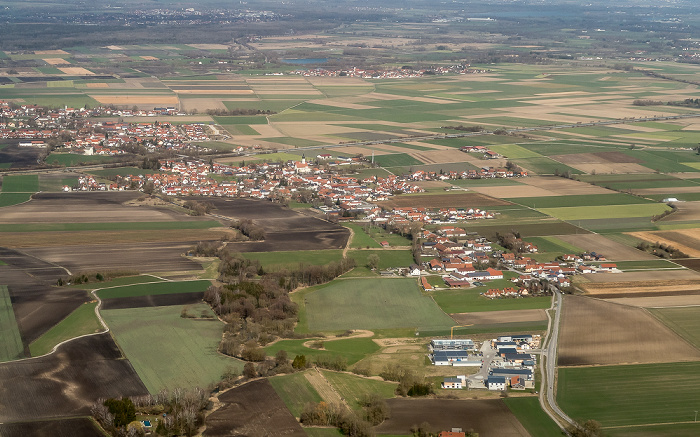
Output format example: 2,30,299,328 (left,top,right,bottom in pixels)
540,290,576,431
